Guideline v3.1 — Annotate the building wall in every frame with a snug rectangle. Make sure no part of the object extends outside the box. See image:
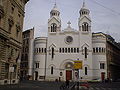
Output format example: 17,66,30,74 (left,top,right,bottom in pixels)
0,0,29,85
20,28,34,80
34,37,47,81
